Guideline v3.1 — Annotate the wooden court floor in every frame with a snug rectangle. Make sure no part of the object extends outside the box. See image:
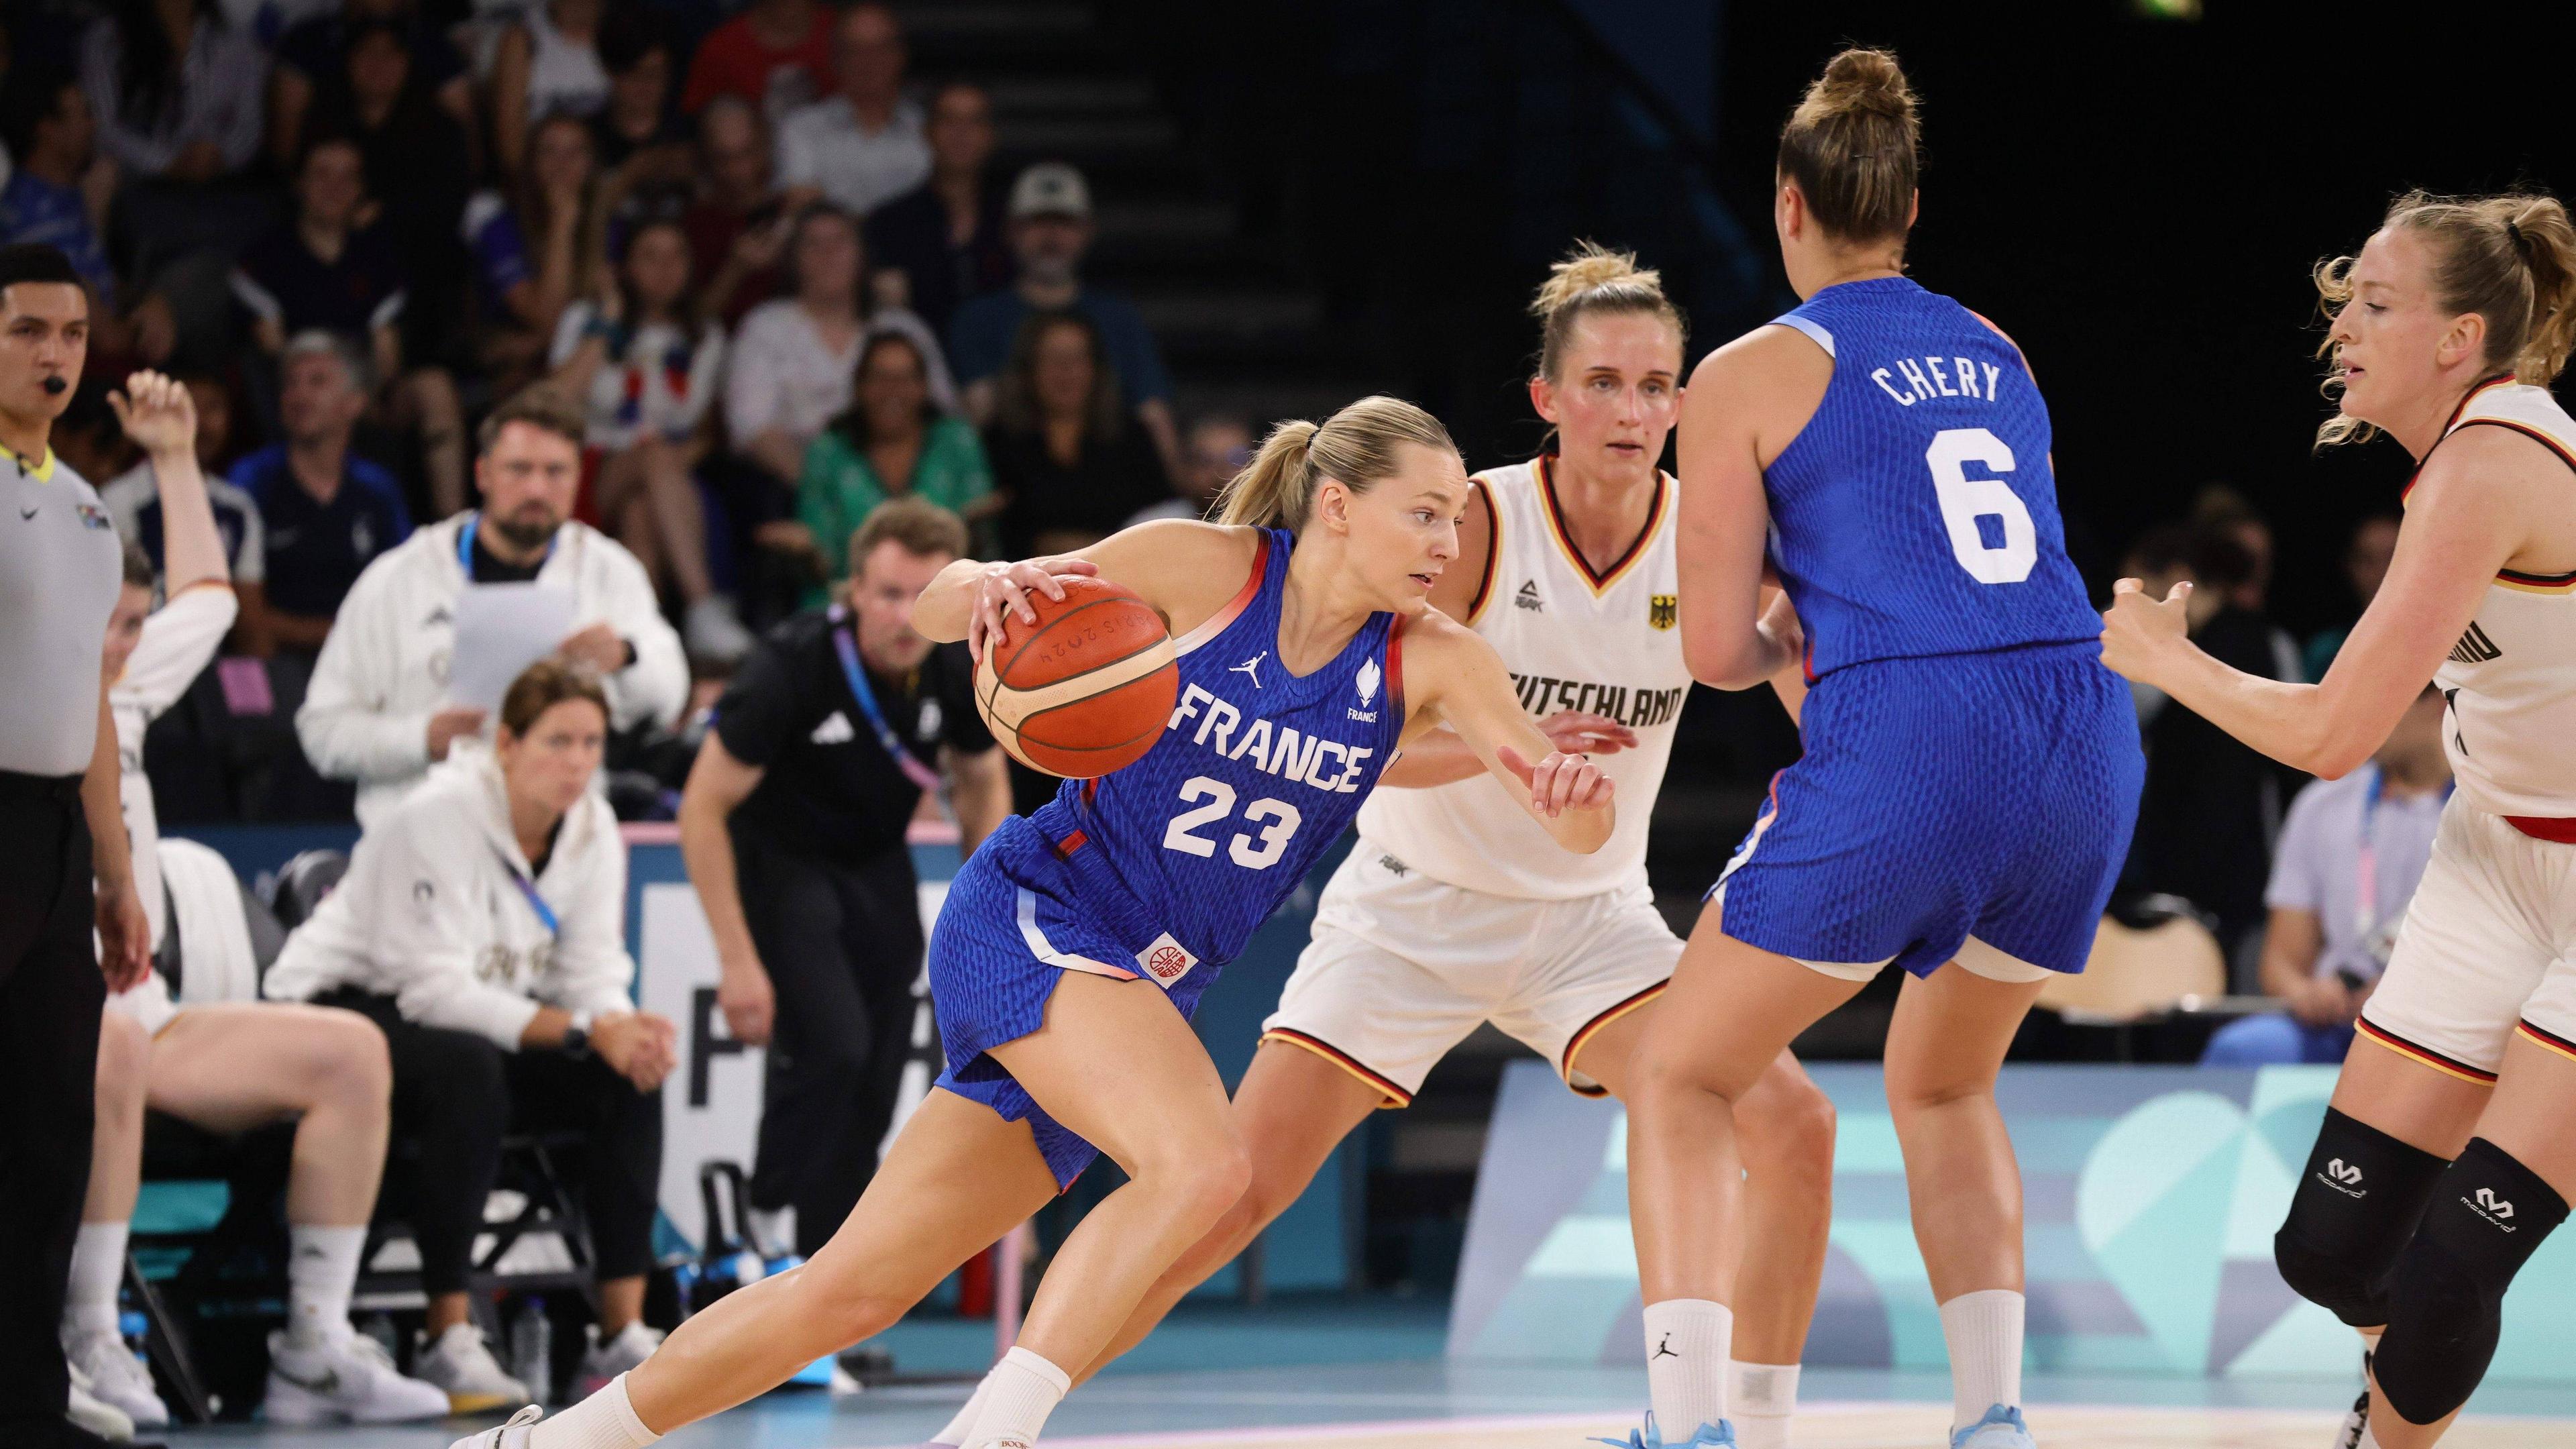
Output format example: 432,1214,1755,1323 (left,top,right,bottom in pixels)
1003,1403,2575,1449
